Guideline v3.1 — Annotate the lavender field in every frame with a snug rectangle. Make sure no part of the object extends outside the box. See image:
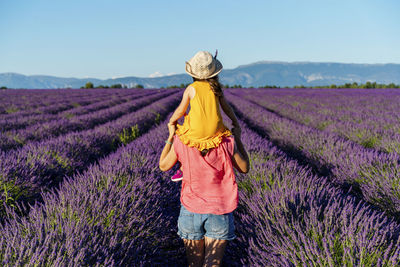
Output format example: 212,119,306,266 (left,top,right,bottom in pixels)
1,88,400,266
